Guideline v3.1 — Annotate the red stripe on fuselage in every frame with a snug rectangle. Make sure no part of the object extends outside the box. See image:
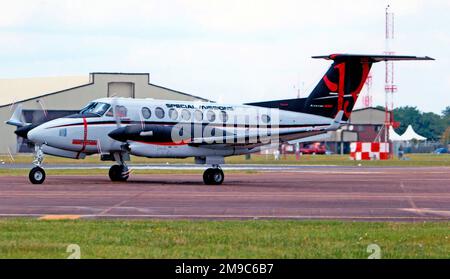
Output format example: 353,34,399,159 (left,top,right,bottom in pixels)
72,139,97,146
75,117,88,159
